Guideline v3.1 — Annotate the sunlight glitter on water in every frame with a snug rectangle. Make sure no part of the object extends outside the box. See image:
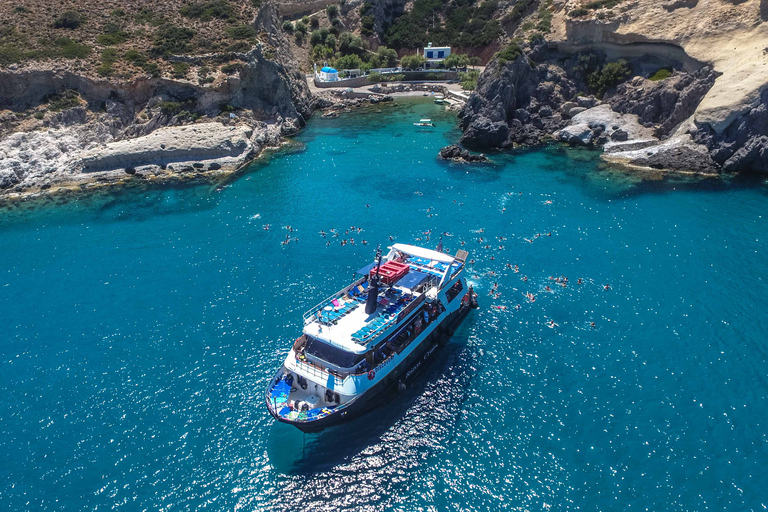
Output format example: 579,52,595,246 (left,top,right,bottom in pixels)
1,98,767,511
